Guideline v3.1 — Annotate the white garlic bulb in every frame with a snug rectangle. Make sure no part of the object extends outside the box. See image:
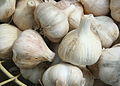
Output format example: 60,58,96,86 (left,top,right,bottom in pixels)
98,45,120,86
13,29,55,69
68,2,84,30
80,67,94,86
0,24,20,59
42,63,85,86
55,0,84,30
80,0,110,16
0,0,16,22
94,16,119,48
110,0,120,22
20,62,51,84
13,0,41,31
34,2,75,42
58,14,102,66
88,44,120,86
